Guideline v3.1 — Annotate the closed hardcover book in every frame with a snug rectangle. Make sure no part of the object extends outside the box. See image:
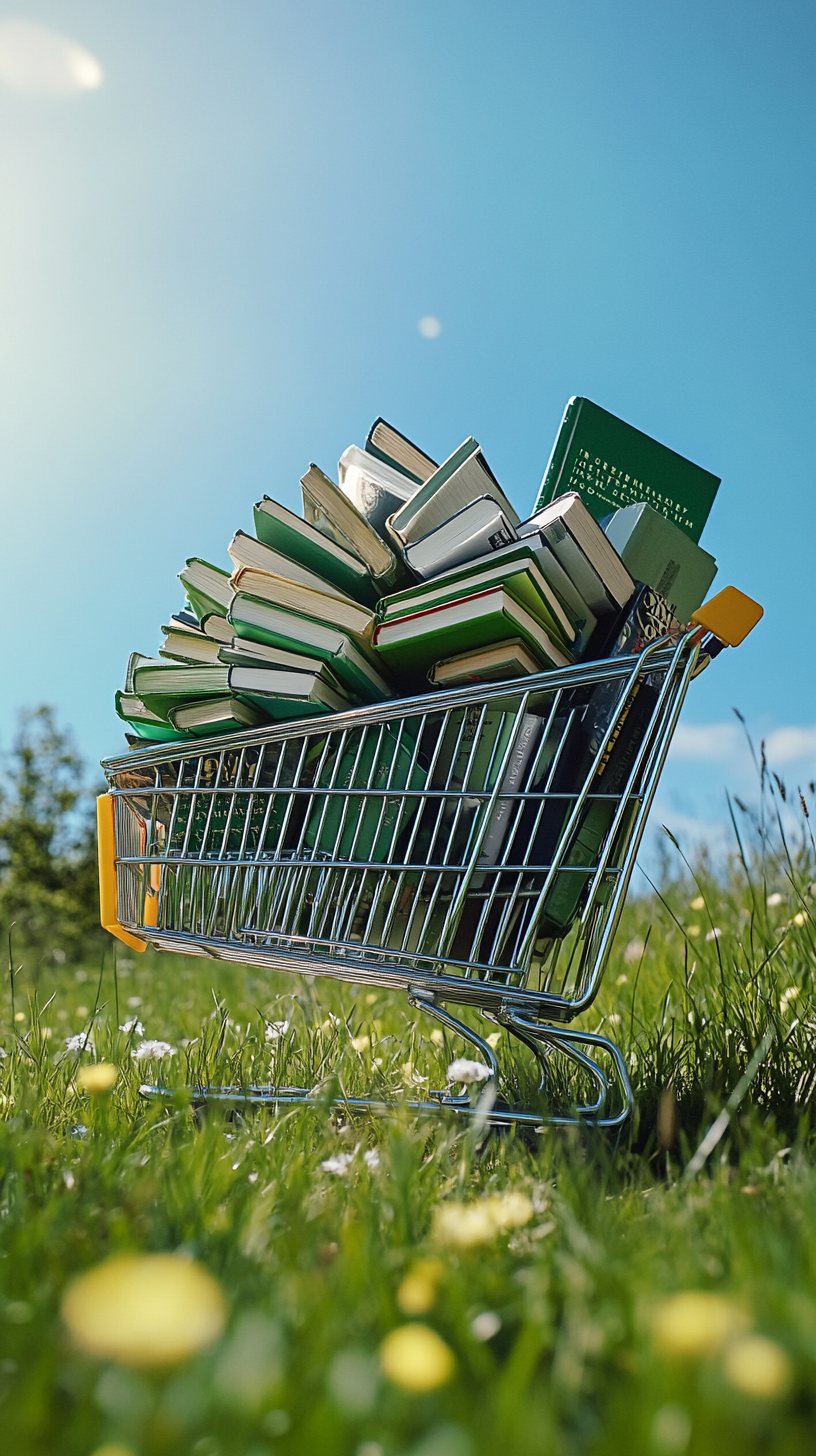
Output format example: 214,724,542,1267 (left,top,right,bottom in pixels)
338,444,420,539
228,592,393,702
428,638,546,688
378,540,575,651
521,493,634,615
388,438,520,548
365,418,437,485
300,463,407,591
253,496,379,606
373,585,572,677
228,565,374,643
404,495,518,581
168,697,268,735
178,559,233,621
603,502,717,624
228,530,363,605
536,396,720,543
